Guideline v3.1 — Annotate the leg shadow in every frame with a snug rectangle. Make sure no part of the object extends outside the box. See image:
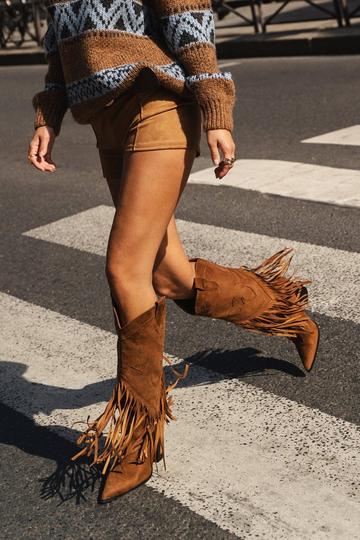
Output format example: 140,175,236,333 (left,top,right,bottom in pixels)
0,403,101,505
170,346,305,386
